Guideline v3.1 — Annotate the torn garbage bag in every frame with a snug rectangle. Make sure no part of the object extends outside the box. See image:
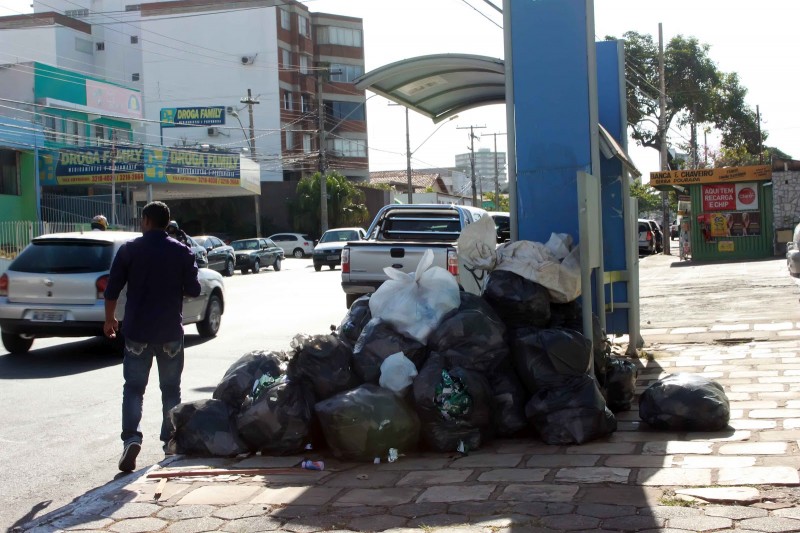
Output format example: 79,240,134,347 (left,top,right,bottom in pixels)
236,376,315,455
369,249,460,344
337,295,372,348
287,334,360,401
639,374,730,431
483,270,551,329
488,359,529,437
412,354,493,452
352,318,427,383
525,374,617,445
213,350,285,409
512,327,593,393
168,399,248,457
605,357,638,412
314,384,420,461
494,237,581,303
428,292,508,373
